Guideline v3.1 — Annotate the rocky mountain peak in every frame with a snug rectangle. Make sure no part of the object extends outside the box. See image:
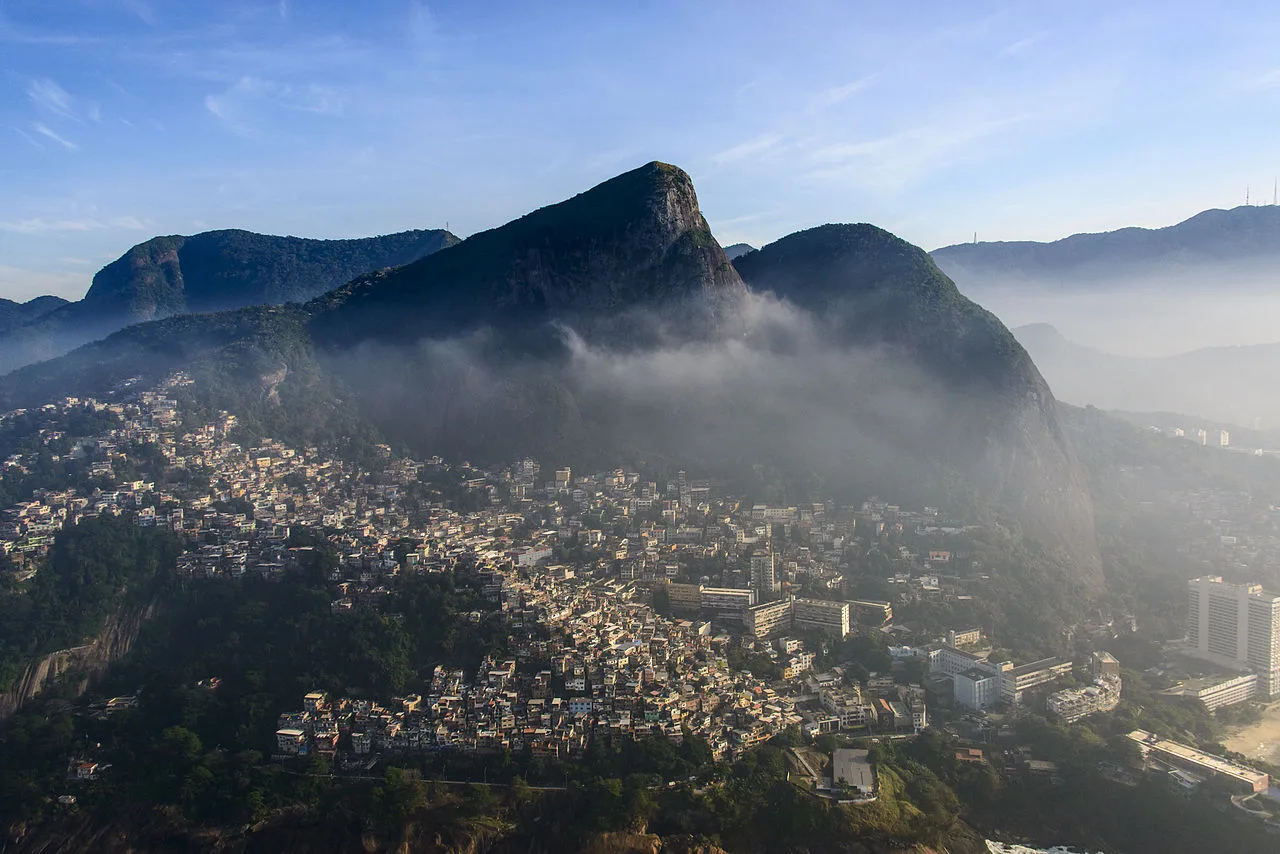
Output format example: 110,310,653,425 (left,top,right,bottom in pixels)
309,161,744,345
